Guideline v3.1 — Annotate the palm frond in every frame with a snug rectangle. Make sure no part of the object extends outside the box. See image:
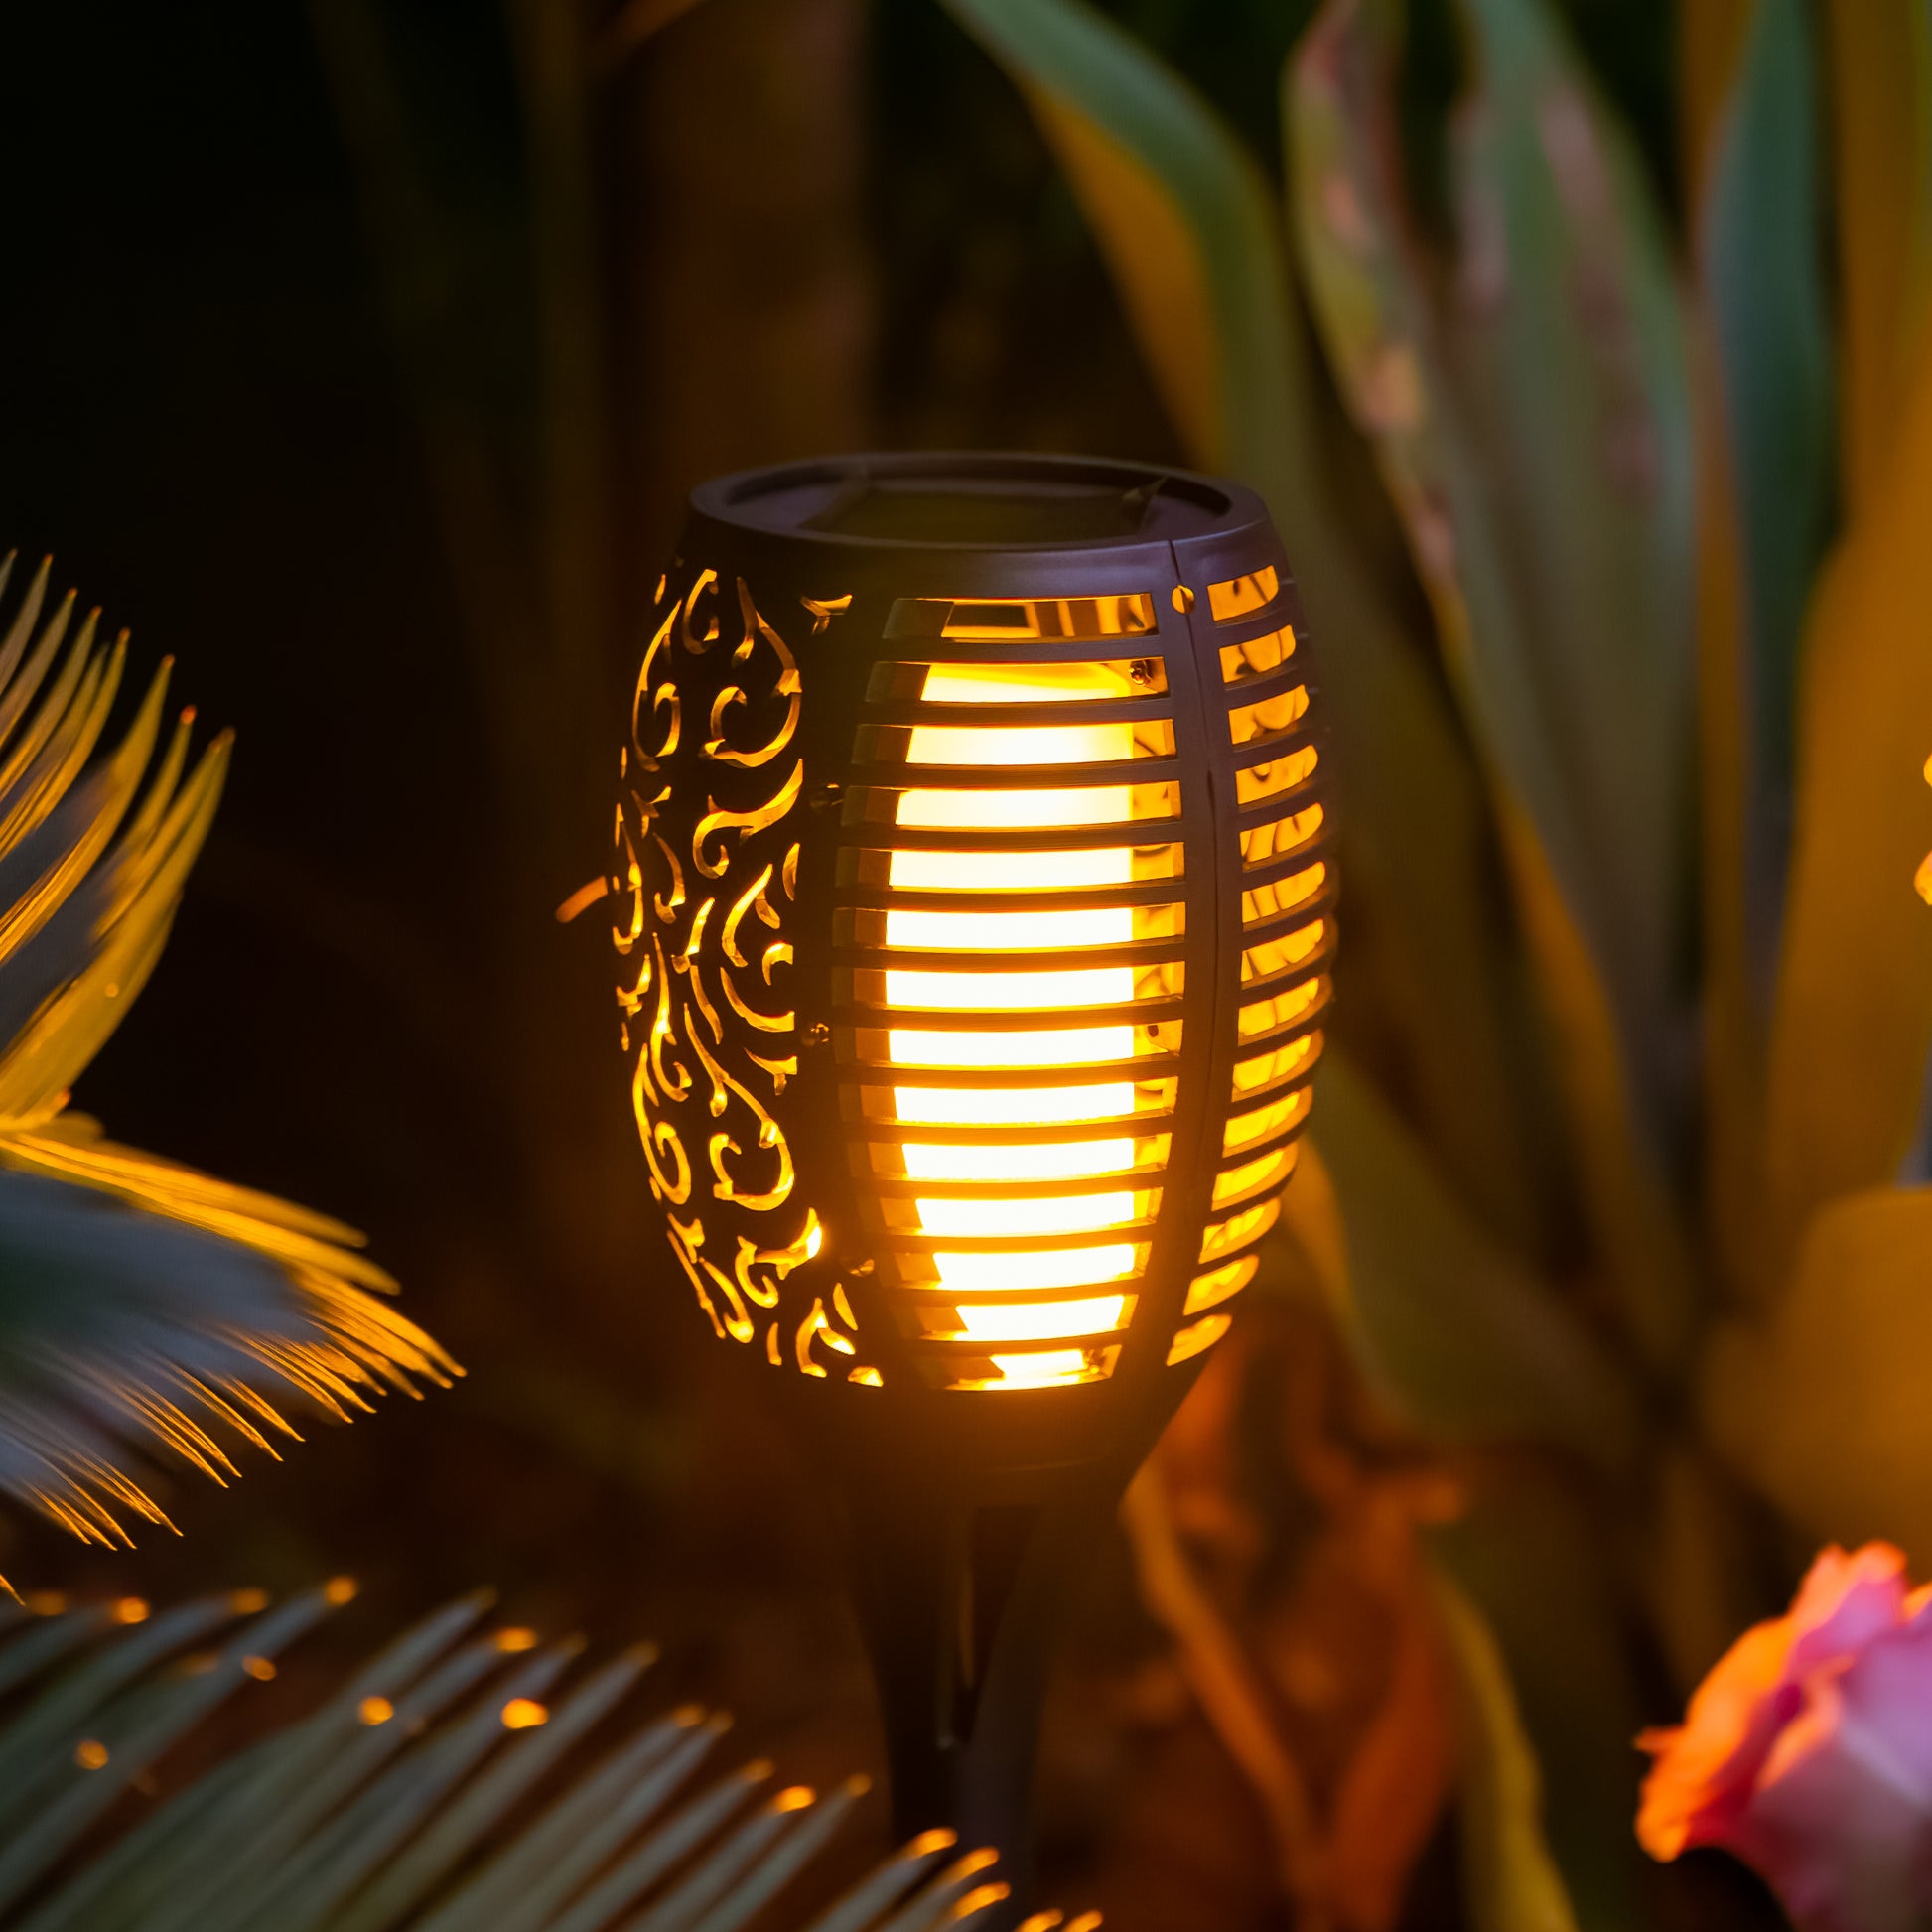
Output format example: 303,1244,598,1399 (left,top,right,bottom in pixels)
0,1587,1026,1932
0,557,456,1572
